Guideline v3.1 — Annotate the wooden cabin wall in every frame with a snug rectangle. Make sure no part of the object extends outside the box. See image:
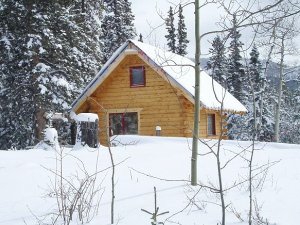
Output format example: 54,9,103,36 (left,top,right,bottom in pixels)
180,97,223,139
76,54,225,145
84,55,187,144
